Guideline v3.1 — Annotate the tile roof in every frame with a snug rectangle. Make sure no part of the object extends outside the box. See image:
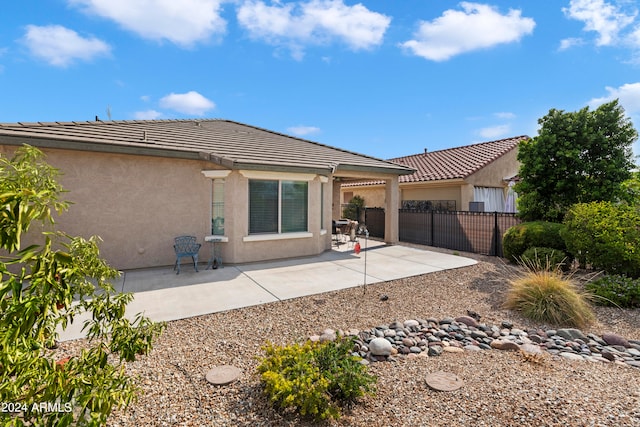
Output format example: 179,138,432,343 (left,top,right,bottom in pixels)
344,135,528,186
0,119,414,176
